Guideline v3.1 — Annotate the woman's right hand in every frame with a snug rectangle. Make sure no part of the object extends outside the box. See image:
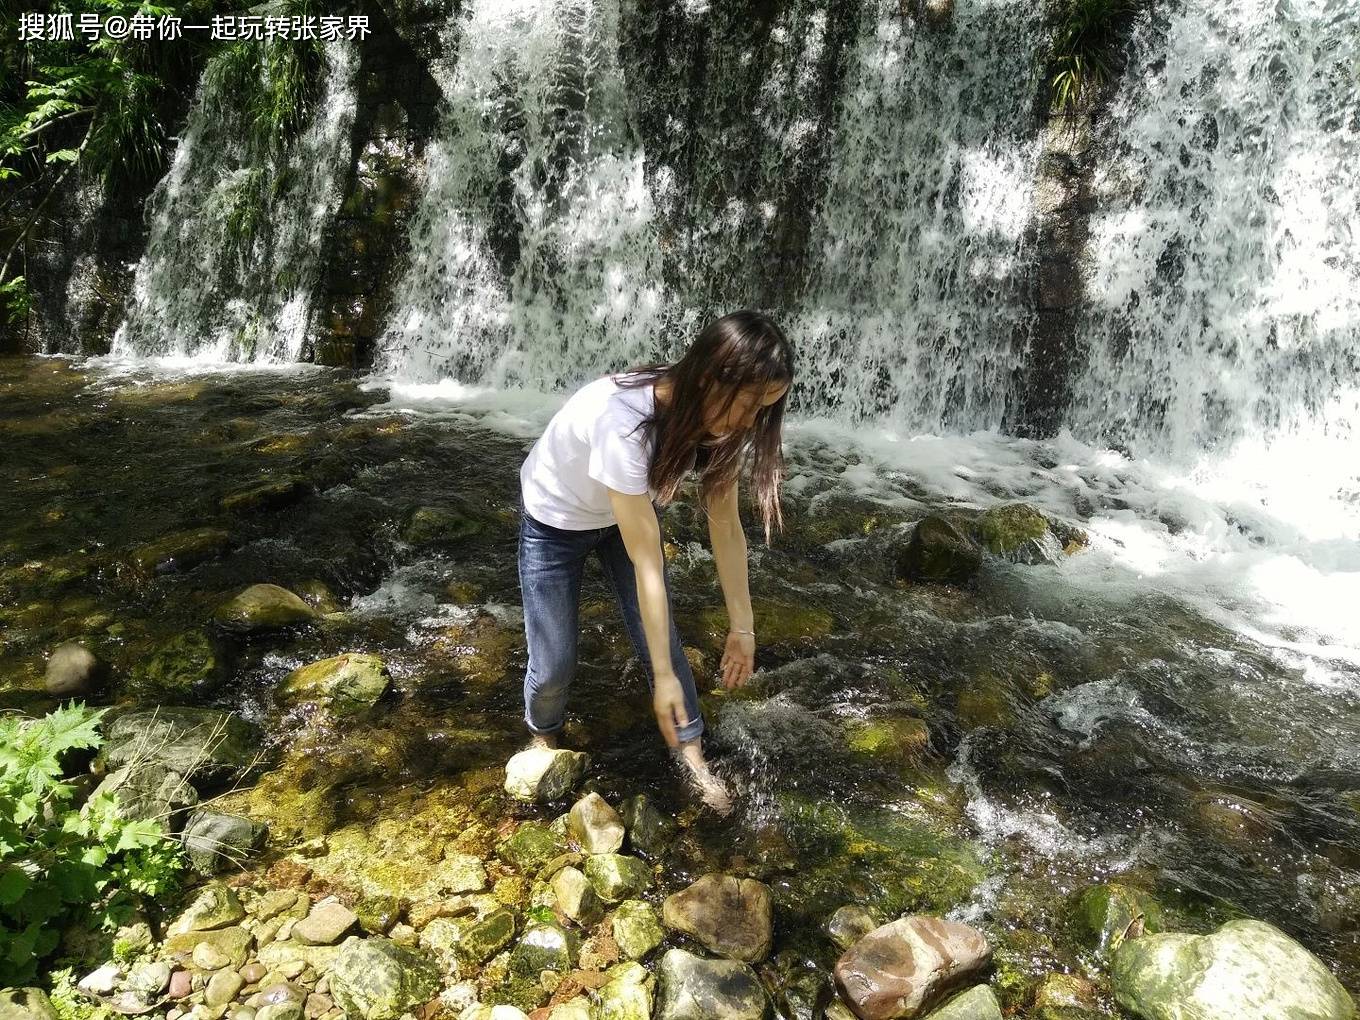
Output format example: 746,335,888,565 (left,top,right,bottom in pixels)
652,673,690,747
